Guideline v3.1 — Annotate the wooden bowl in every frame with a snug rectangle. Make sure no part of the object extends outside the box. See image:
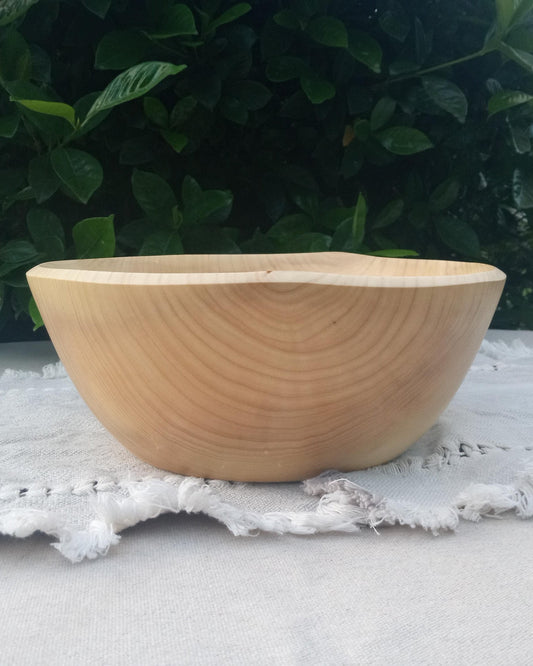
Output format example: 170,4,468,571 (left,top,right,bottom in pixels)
27,252,505,482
